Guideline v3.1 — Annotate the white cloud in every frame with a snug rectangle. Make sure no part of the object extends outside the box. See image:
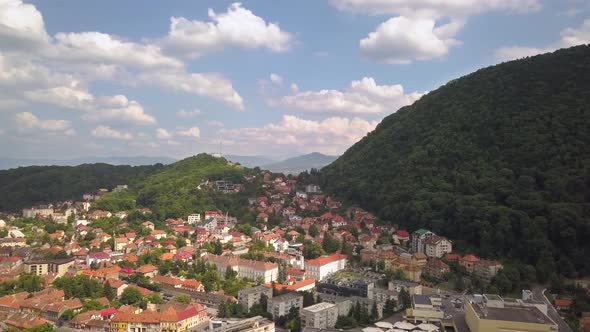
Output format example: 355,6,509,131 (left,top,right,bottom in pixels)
82,95,157,125
270,73,283,85
0,0,49,51
161,2,292,58
273,77,423,114
205,120,224,127
495,19,590,61
177,127,201,139
220,115,378,155
176,109,202,118
91,125,133,140
156,128,172,139
328,0,541,17
360,16,458,64
329,0,539,64
15,112,74,135
138,70,244,110
0,0,245,113
49,32,182,69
